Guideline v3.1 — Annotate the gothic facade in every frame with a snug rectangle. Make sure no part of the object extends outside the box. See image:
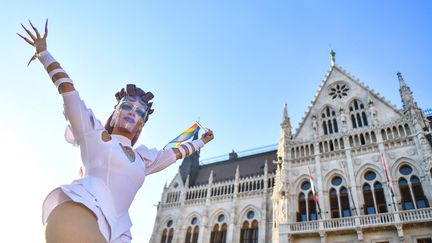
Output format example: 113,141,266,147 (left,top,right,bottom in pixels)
150,57,432,243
